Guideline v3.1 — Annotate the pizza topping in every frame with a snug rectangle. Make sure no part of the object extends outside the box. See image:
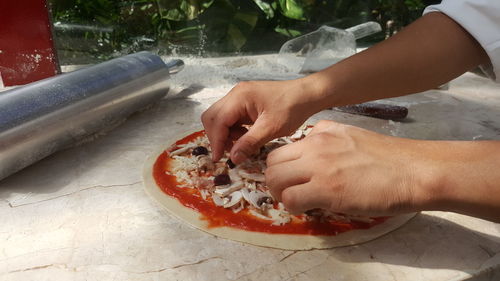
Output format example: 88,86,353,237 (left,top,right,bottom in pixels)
166,127,378,227
192,146,209,156
257,196,273,206
223,191,243,208
249,209,274,221
199,189,209,200
231,201,245,213
171,155,197,171
238,169,265,183
227,168,243,181
214,181,244,197
197,155,214,171
169,143,197,156
226,159,236,169
214,174,231,186
212,194,224,206
241,188,270,209
290,129,304,140
268,203,291,225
